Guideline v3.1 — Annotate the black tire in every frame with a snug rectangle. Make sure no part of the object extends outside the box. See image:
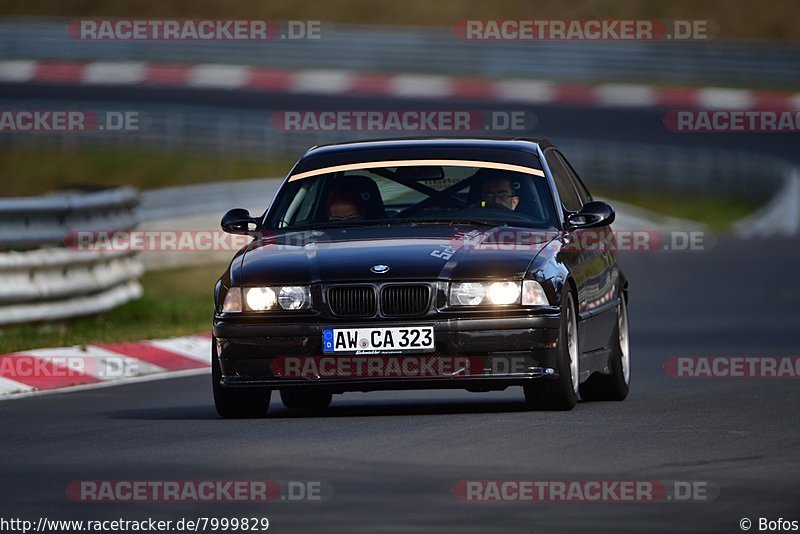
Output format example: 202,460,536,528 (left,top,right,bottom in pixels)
523,290,578,411
212,342,271,418
579,294,630,401
280,389,333,412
